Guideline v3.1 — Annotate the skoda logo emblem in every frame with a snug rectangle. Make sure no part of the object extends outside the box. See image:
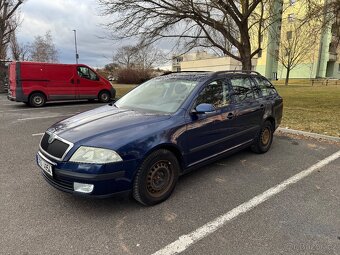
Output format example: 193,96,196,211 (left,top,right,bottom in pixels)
48,133,57,144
